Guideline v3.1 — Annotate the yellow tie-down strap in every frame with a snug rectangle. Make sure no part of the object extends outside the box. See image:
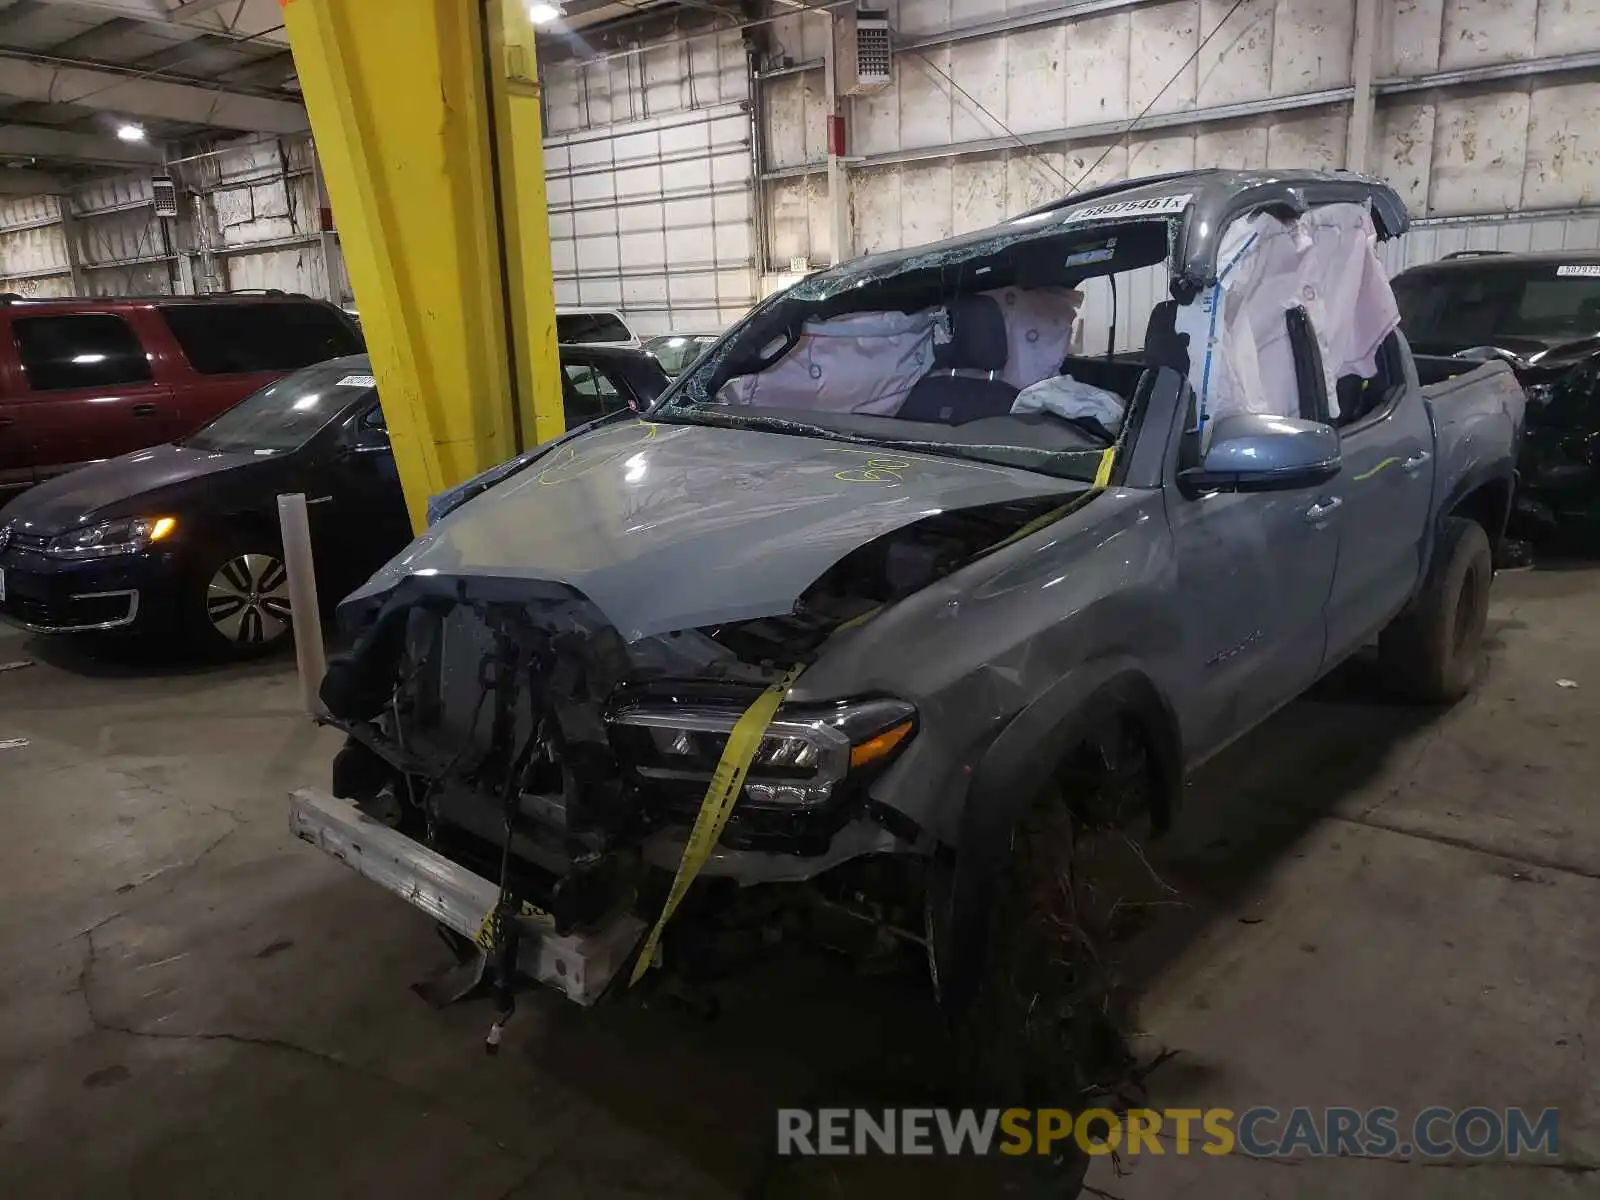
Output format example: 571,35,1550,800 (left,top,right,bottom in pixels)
629,664,805,985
